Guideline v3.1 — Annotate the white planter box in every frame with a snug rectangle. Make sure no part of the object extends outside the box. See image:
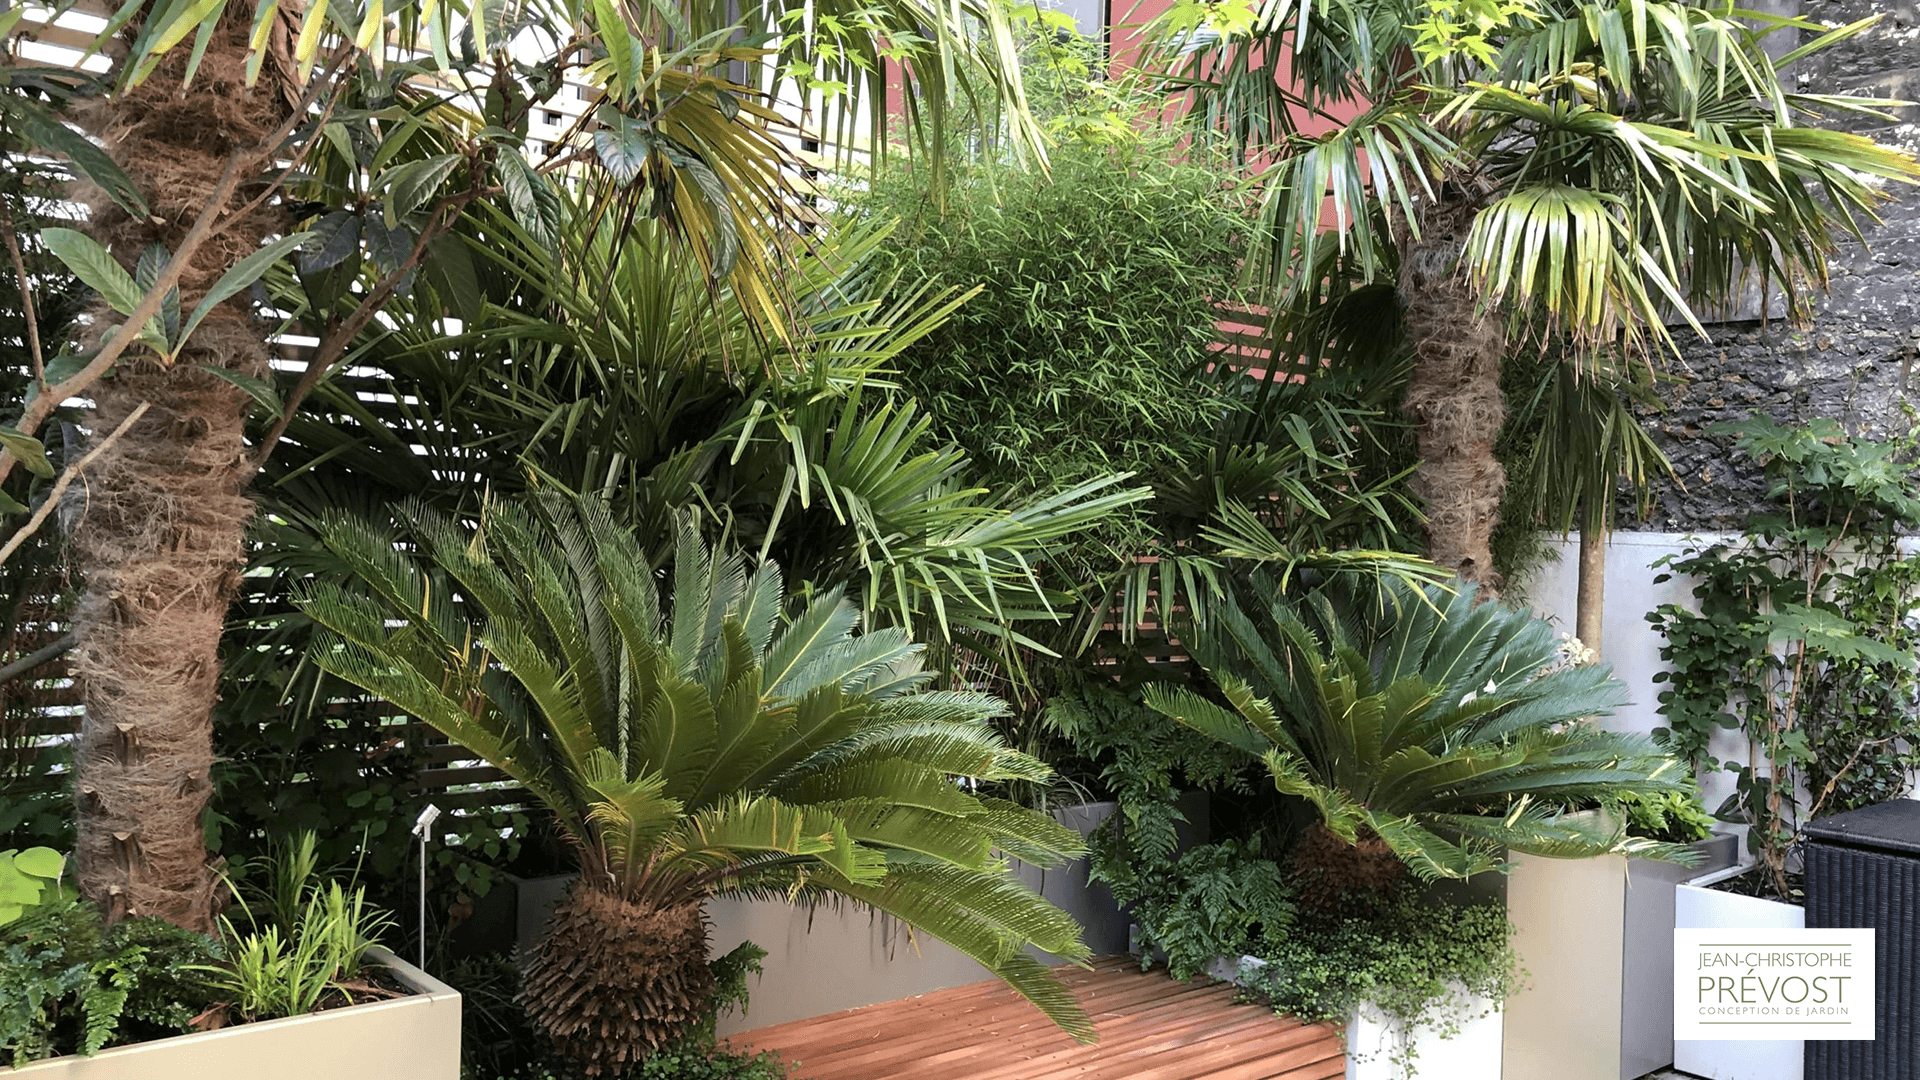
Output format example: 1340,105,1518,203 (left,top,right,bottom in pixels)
2,947,460,1080
1674,865,1804,1080
1206,954,1503,1080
